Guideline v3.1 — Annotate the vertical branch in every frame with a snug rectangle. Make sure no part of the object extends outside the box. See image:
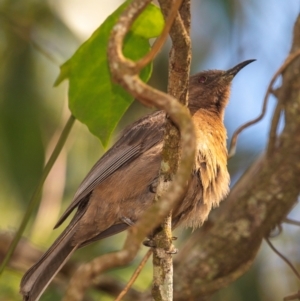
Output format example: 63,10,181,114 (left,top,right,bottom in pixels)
63,1,195,300
152,0,191,300
172,15,300,301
